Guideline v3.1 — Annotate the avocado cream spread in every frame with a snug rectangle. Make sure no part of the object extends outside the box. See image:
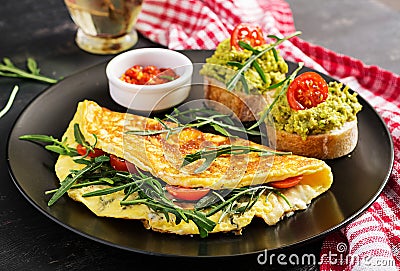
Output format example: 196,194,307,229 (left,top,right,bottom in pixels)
200,39,288,93
270,82,362,139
